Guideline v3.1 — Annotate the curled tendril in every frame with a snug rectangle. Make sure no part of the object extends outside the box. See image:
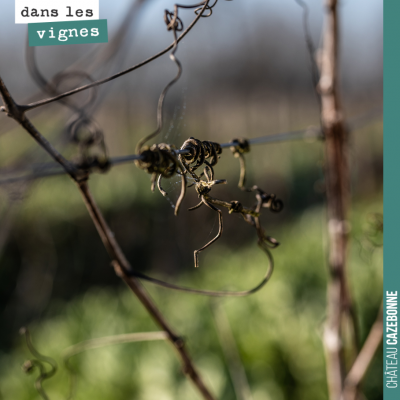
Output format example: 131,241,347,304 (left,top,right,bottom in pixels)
173,134,283,268
65,116,109,181
365,212,383,248
68,117,103,147
194,0,219,17
185,164,283,266
230,137,250,189
135,3,186,155
135,144,186,215
20,327,57,400
187,165,226,267
242,186,283,249
51,70,98,110
136,144,178,180
134,4,188,214
115,169,280,294
179,137,222,180
135,2,222,213
228,200,243,214
118,245,274,297
51,70,109,174
69,123,108,180
164,10,184,31
252,186,284,213
130,0,281,292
